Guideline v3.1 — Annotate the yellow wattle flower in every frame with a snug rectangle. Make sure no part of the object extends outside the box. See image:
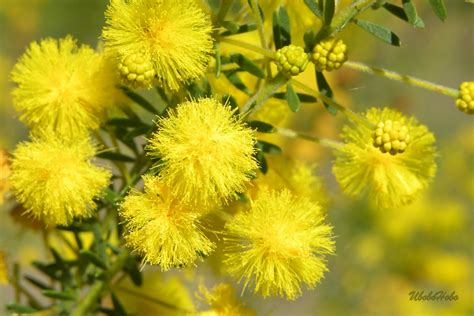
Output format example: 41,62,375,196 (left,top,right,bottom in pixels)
0,149,11,205
0,251,8,285
195,283,256,316
120,175,214,270
147,98,258,209
102,0,213,90
9,133,111,226
224,188,334,300
333,107,437,209
11,36,125,137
